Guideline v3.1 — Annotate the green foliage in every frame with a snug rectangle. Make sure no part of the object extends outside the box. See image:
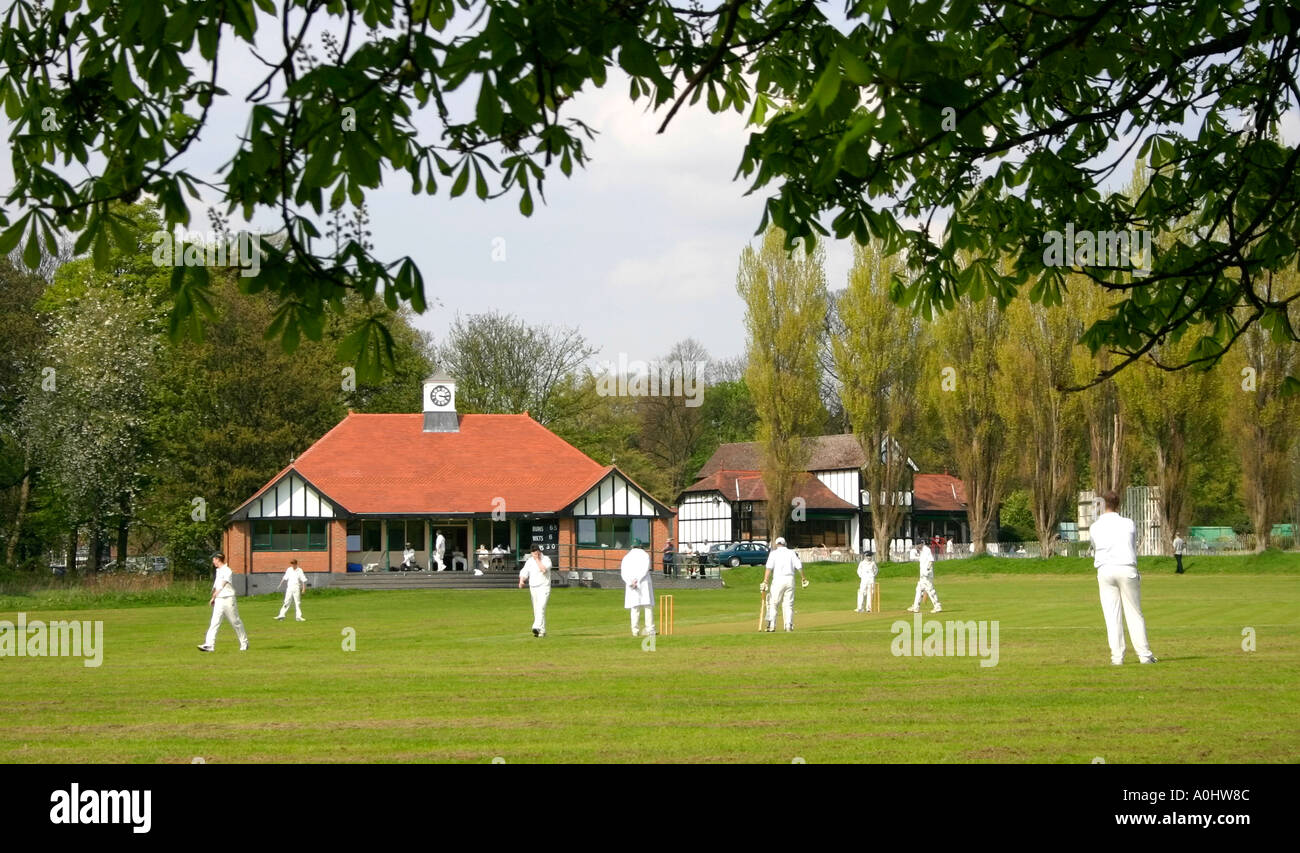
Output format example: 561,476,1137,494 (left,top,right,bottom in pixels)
737,226,828,539
997,489,1036,543
688,378,758,480
4,1,1296,379
834,237,923,555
